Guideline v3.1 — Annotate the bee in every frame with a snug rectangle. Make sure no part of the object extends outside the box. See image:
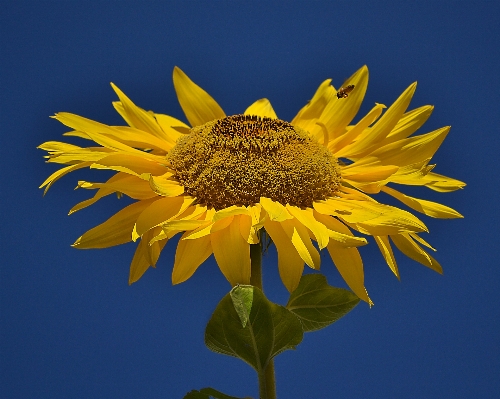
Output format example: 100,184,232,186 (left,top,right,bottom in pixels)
336,84,355,99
